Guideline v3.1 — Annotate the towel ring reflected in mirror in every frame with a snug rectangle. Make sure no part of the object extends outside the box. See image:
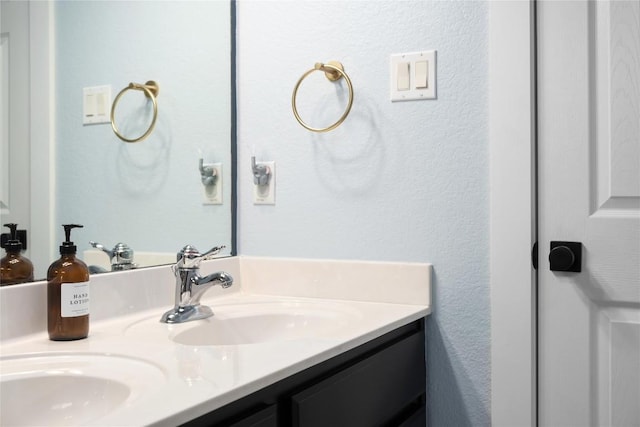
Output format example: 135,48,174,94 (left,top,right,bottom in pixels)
110,80,159,143
292,61,354,133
